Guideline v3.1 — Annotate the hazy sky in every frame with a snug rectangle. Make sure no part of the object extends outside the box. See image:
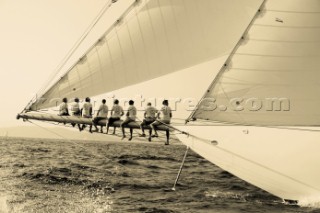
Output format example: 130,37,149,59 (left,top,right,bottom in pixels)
0,0,112,127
